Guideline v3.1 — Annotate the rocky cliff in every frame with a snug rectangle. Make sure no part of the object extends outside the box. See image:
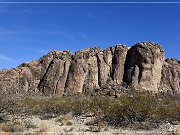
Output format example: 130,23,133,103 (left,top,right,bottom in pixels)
0,42,179,96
